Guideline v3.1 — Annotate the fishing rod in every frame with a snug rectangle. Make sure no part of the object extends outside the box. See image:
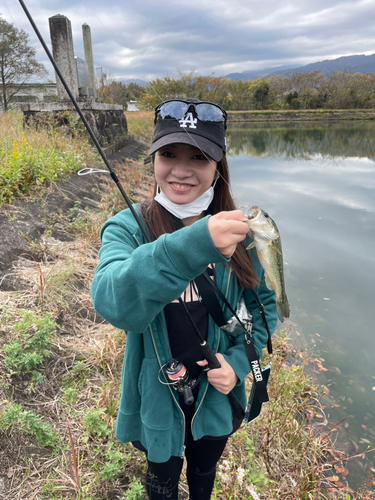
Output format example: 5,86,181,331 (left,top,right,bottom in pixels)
17,0,226,373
